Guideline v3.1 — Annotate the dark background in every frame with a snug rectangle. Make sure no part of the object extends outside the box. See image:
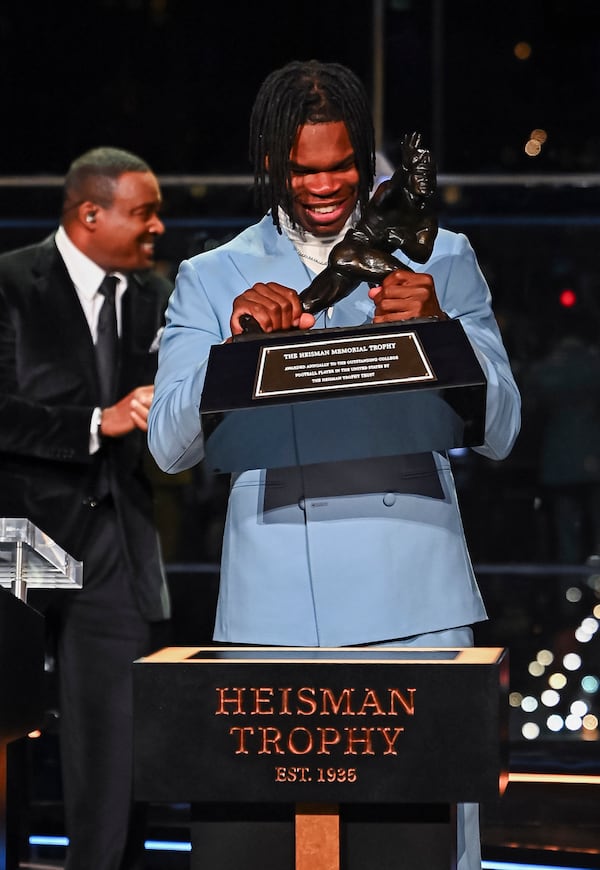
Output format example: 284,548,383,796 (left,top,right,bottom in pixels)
1,0,599,572
4,5,600,855
1,0,599,175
